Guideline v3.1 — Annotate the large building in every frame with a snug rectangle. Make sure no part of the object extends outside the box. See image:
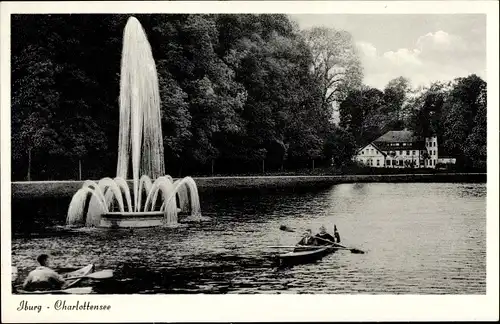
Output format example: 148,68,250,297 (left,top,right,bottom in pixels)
354,130,440,168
